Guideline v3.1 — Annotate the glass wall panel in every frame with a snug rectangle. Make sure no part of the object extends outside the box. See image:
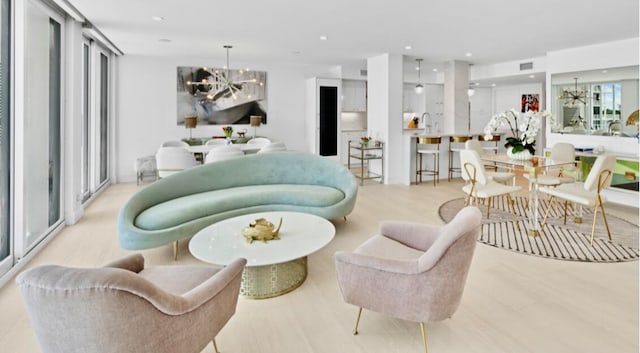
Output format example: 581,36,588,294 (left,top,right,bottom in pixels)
23,2,62,249
80,41,89,201
48,18,61,225
0,0,11,271
99,53,108,184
